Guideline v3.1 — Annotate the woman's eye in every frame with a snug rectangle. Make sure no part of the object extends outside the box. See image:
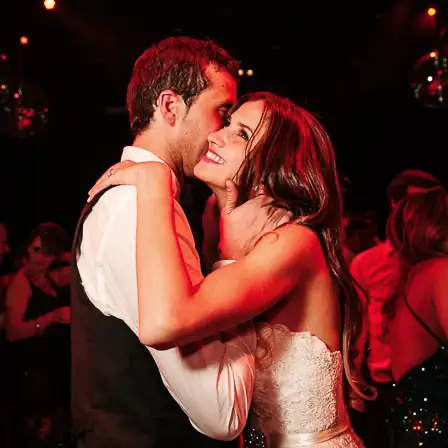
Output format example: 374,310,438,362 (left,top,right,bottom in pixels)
238,128,249,141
